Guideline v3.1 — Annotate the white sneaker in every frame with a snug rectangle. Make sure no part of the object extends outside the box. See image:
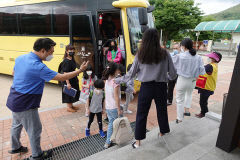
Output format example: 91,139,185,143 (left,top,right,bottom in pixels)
124,110,133,114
